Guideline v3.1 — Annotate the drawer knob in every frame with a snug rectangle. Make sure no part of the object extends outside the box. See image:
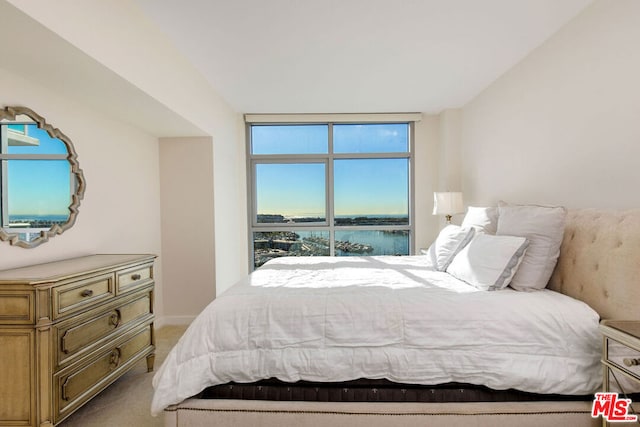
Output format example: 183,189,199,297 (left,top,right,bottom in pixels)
80,289,94,297
109,309,122,328
62,378,71,401
131,273,142,281
109,348,121,369
623,358,640,367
